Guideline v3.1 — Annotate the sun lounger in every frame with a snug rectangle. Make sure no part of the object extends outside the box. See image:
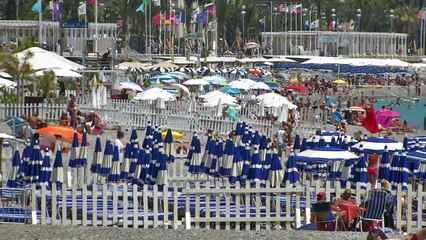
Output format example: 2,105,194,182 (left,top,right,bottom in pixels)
0,207,41,223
